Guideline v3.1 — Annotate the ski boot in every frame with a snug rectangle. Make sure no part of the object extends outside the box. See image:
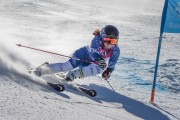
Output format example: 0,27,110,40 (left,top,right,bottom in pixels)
29,62,52,77
65,68,84,82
